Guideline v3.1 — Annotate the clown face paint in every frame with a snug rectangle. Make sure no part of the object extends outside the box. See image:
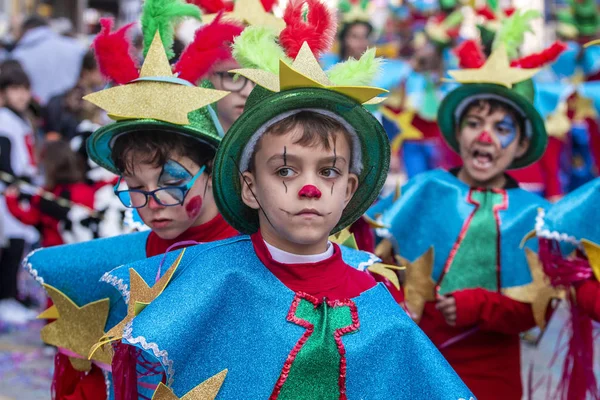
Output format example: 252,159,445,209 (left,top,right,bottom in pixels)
121,157,215,239
456,104,529,188
241,126,359,255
